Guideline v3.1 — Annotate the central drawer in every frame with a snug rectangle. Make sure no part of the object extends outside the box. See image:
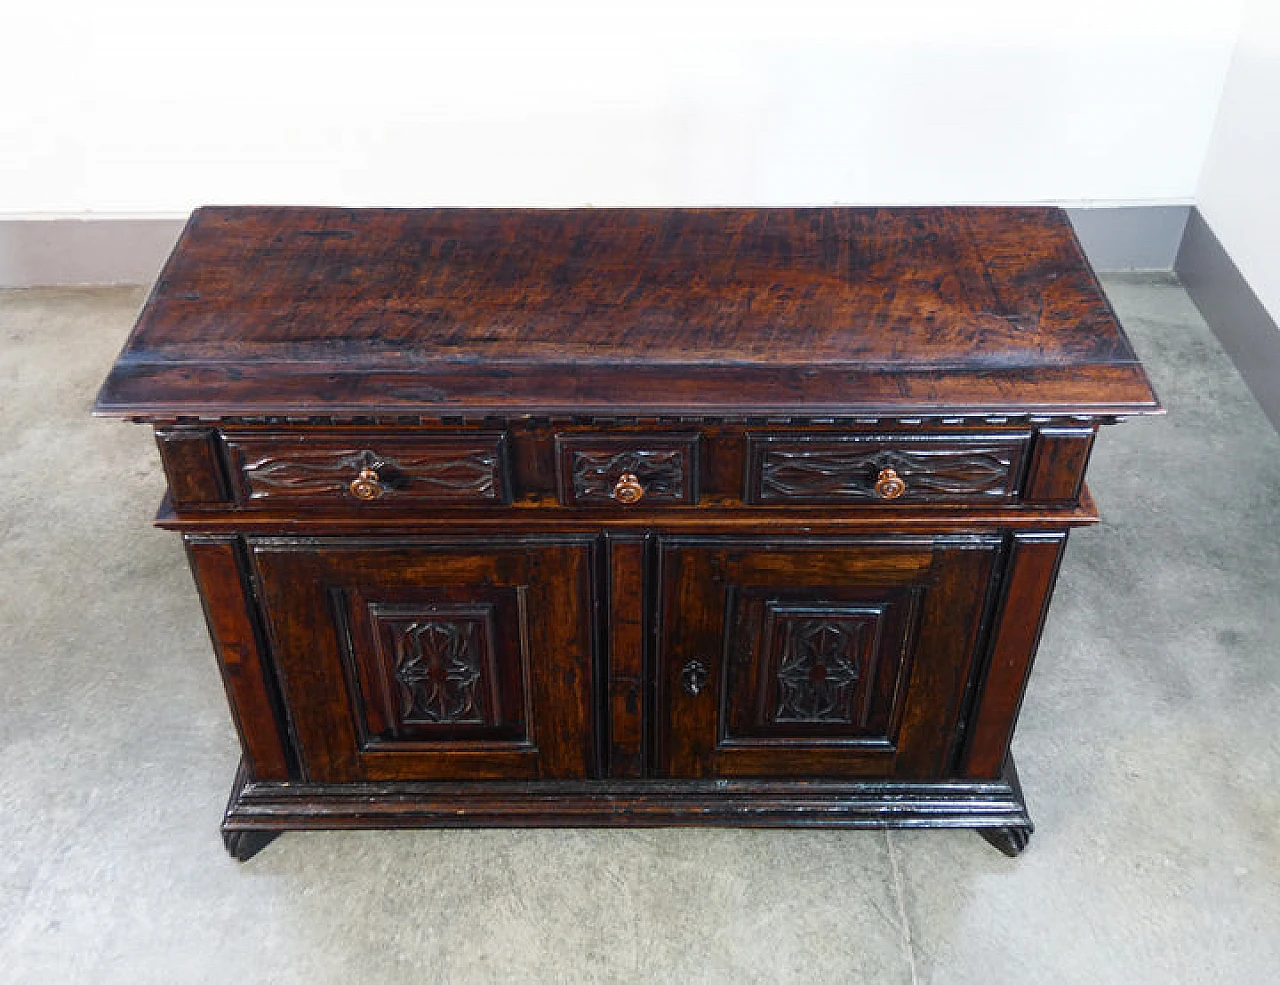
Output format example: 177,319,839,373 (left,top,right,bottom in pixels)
555,433,699,507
